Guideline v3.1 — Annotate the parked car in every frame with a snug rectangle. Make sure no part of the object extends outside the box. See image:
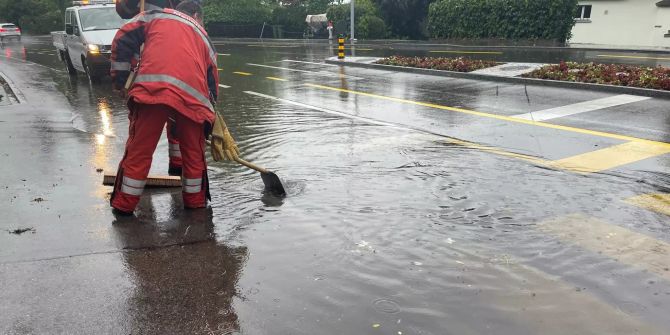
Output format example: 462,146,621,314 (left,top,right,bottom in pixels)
0,23,21,42
51,1,126,82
